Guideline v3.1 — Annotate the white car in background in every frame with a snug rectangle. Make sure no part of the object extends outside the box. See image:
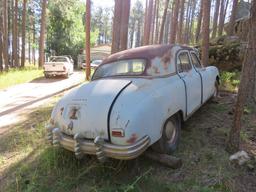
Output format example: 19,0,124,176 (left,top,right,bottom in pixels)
46,45,219,161
43,56,74,78
81,59,102,69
